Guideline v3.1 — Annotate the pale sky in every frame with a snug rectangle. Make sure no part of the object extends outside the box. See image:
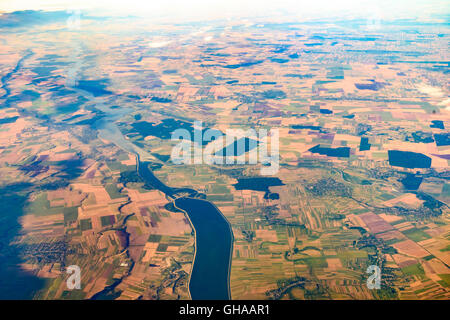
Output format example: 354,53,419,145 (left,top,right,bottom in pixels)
0,0,448,22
